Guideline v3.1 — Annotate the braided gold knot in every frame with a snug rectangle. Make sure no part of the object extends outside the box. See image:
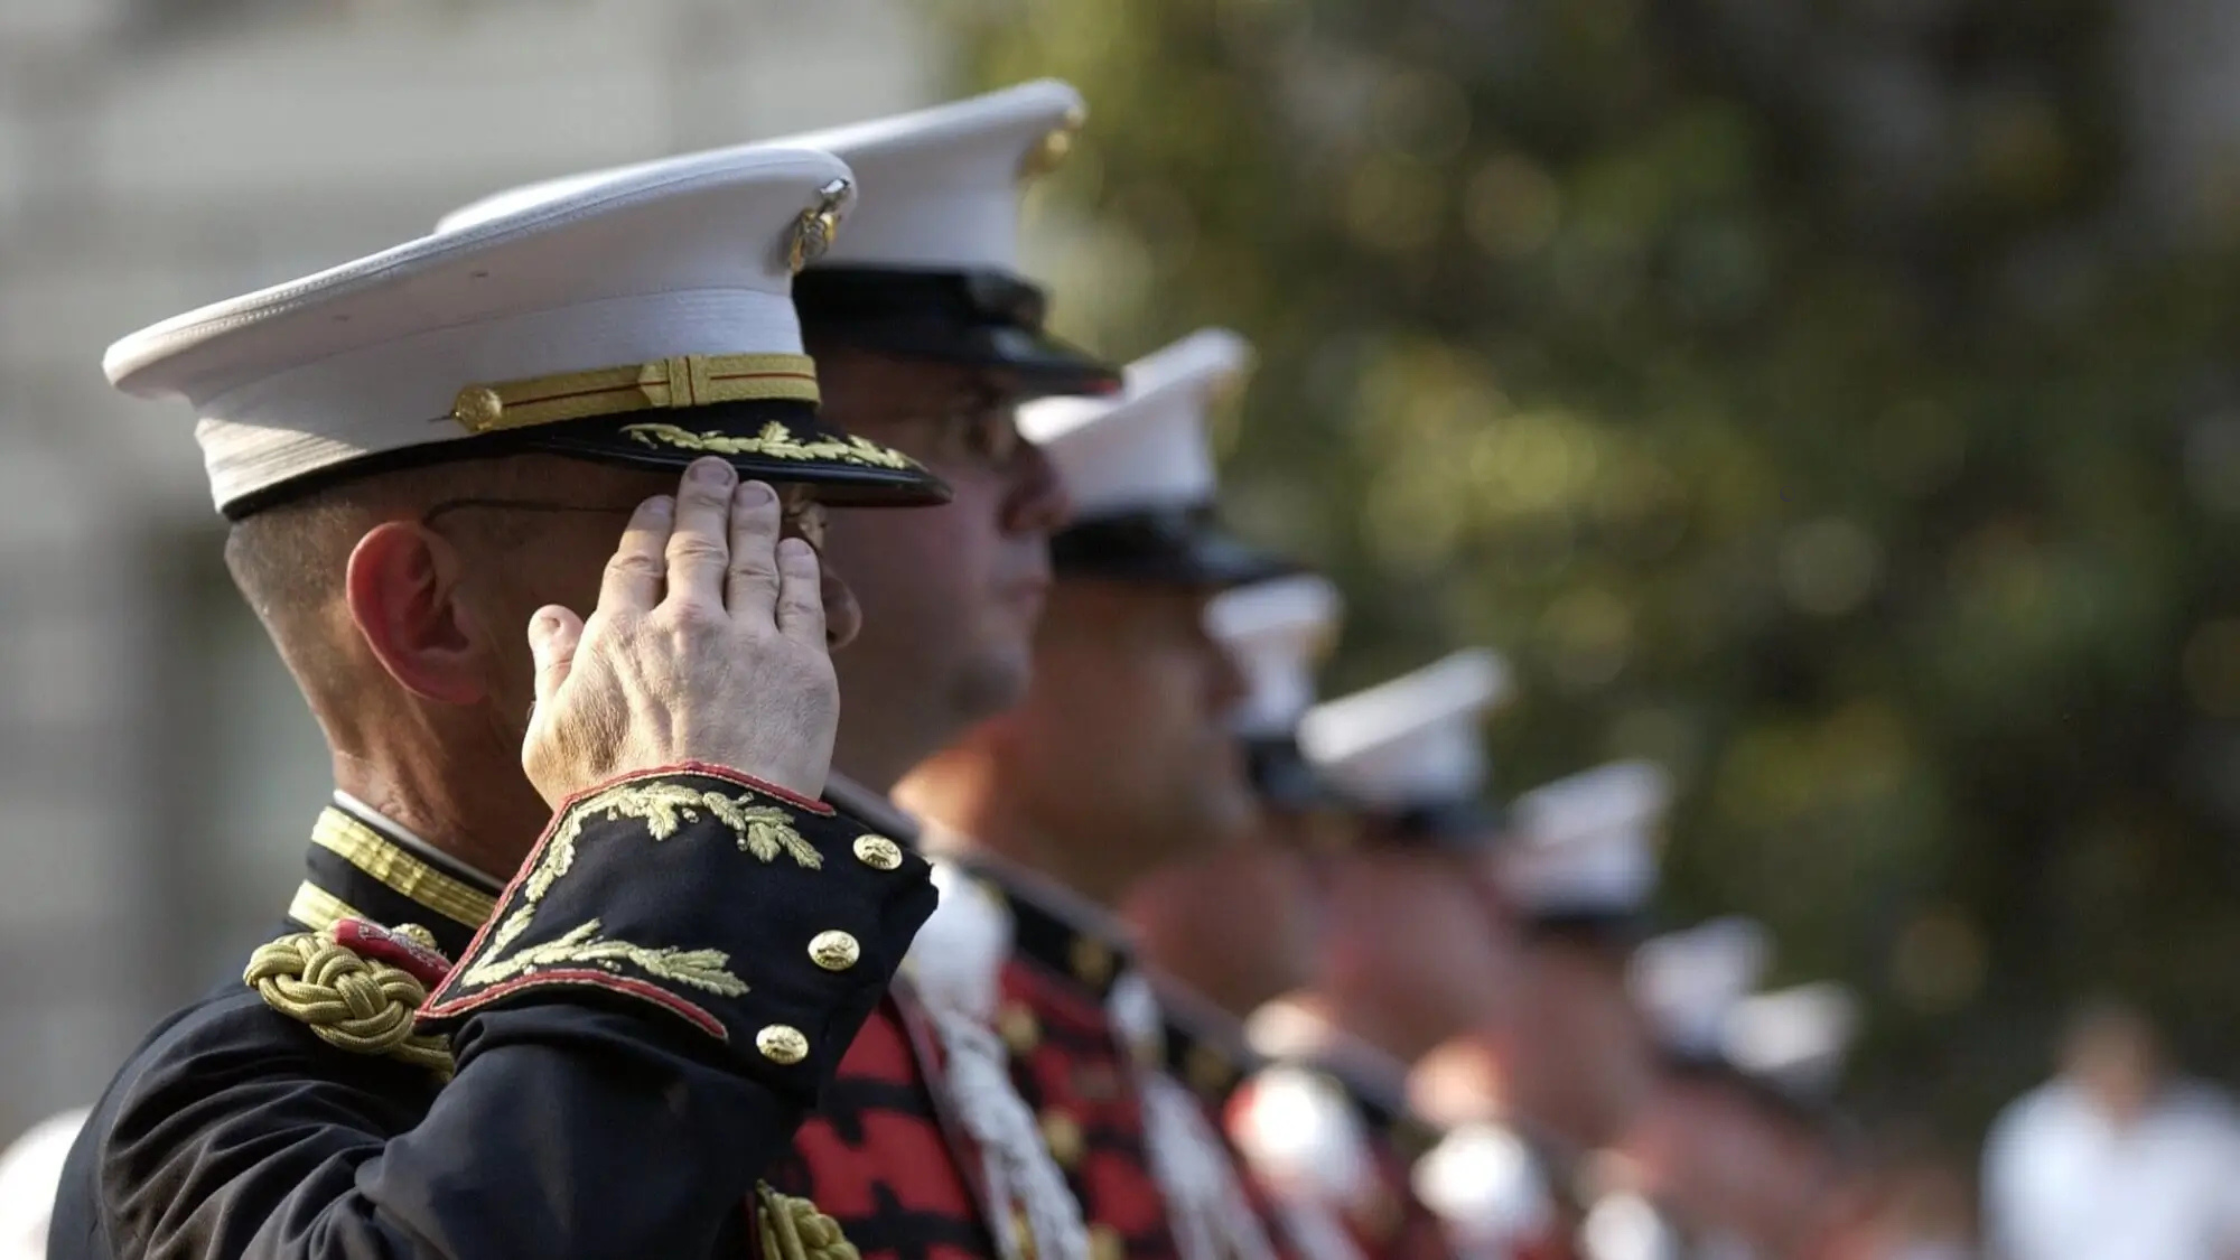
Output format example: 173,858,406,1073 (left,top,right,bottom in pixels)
244,921,456,1078
756,1183,860,1260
